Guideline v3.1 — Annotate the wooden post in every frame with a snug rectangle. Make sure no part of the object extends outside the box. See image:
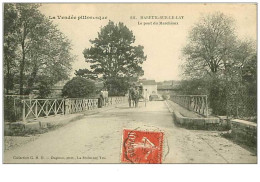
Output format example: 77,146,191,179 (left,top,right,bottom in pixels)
22,100,25,122
14,98,16,117
54,99,57,115
65,99,70,115
46,100,49,117
35,100,38,119
188,96,190,110
145,89,147,107
205,96,208,118
62,99,65,115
